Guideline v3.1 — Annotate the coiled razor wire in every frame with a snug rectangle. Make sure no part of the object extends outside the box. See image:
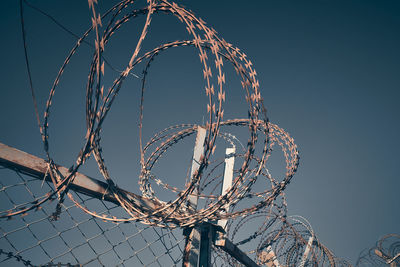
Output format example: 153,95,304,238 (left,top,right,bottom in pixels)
1,1,397,266
1,0,300,229
210,214,353,266
0,167,185,266
355,234,400,267
250,215,352,267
